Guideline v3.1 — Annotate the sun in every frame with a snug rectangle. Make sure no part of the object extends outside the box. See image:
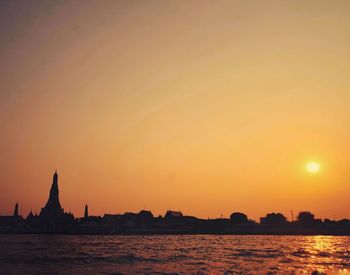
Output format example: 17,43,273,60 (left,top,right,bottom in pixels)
306,161,321,174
